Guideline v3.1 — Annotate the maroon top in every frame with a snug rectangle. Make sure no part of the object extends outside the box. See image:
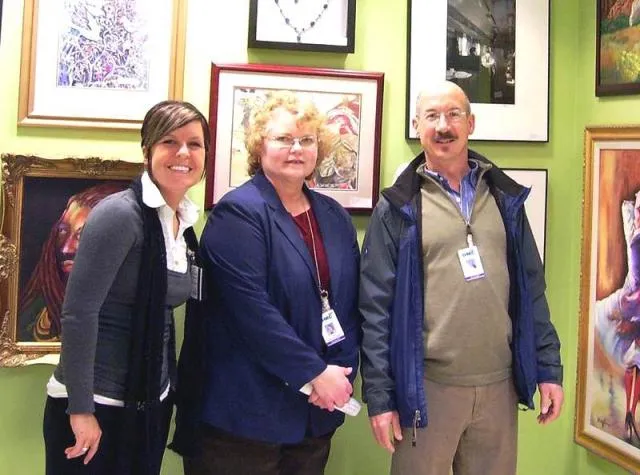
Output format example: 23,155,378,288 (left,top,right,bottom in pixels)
291,207,331,293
